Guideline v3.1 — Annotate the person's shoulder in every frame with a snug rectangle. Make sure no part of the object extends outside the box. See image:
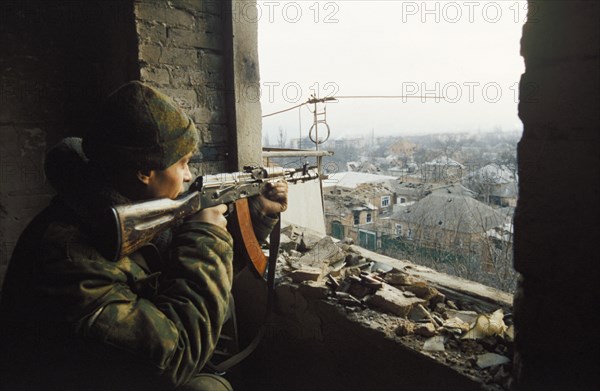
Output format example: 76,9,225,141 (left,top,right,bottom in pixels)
40,210,104,263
